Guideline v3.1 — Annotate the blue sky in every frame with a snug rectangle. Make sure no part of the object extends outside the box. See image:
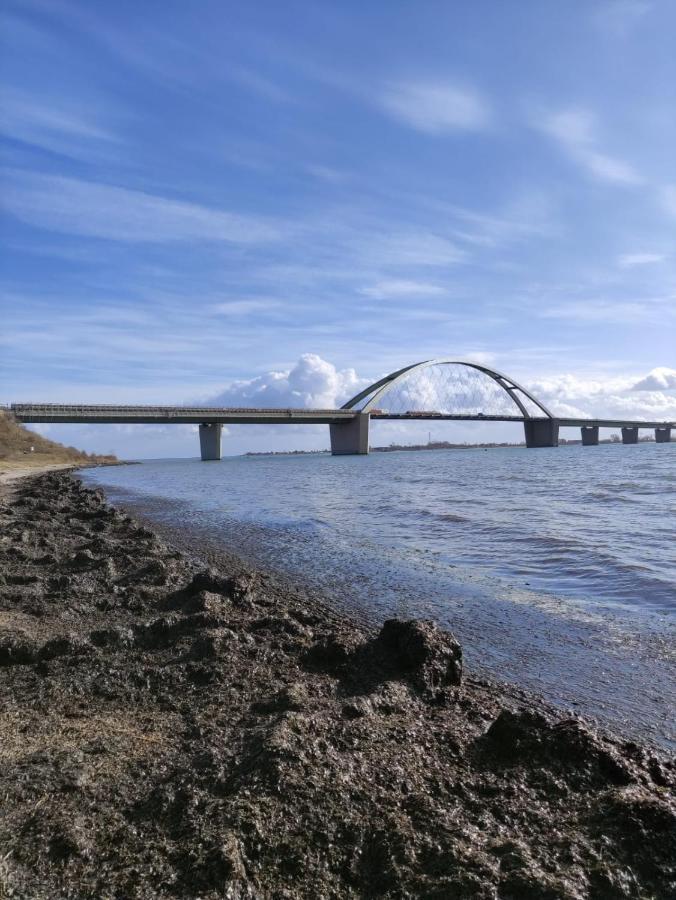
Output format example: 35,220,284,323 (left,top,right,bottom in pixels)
1,0,675,456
